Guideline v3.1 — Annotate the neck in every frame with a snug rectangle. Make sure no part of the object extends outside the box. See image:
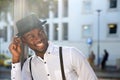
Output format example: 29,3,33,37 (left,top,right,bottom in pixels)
36,53,45,59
